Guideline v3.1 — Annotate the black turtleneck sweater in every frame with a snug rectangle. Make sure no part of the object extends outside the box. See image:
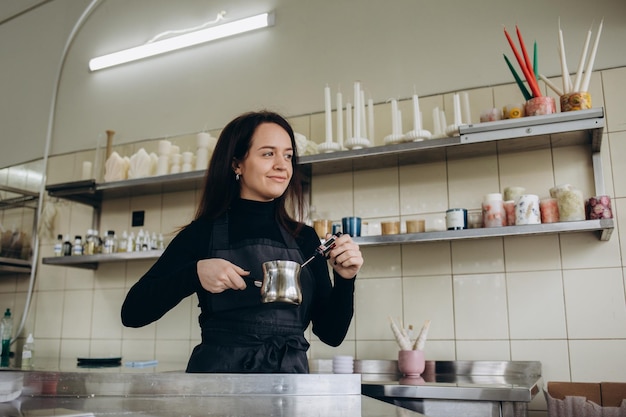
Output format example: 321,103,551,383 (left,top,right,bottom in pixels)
121,198,355,347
